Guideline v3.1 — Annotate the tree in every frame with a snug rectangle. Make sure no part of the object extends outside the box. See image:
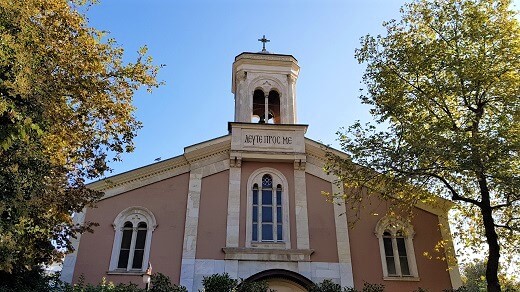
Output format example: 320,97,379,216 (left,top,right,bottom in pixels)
460,260,519,292
0,0,161,282
325,0,519,291
200,273,272,292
